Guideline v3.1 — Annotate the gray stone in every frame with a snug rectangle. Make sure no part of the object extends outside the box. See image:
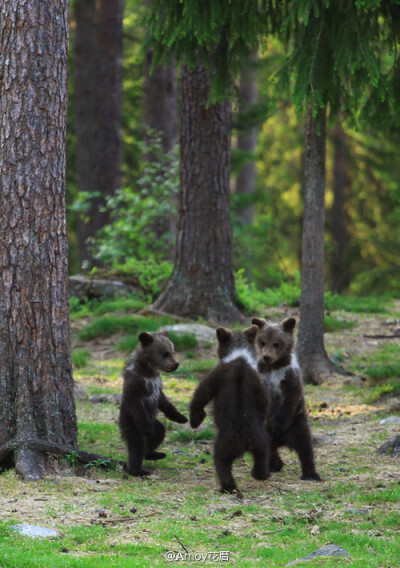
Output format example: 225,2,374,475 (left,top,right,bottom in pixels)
376,434,400,457
69,275,136,301
90,393,121,405
160,323,216,345
286,544,351,566
11,524,59,538
344,507,372,516
379,416,400,425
